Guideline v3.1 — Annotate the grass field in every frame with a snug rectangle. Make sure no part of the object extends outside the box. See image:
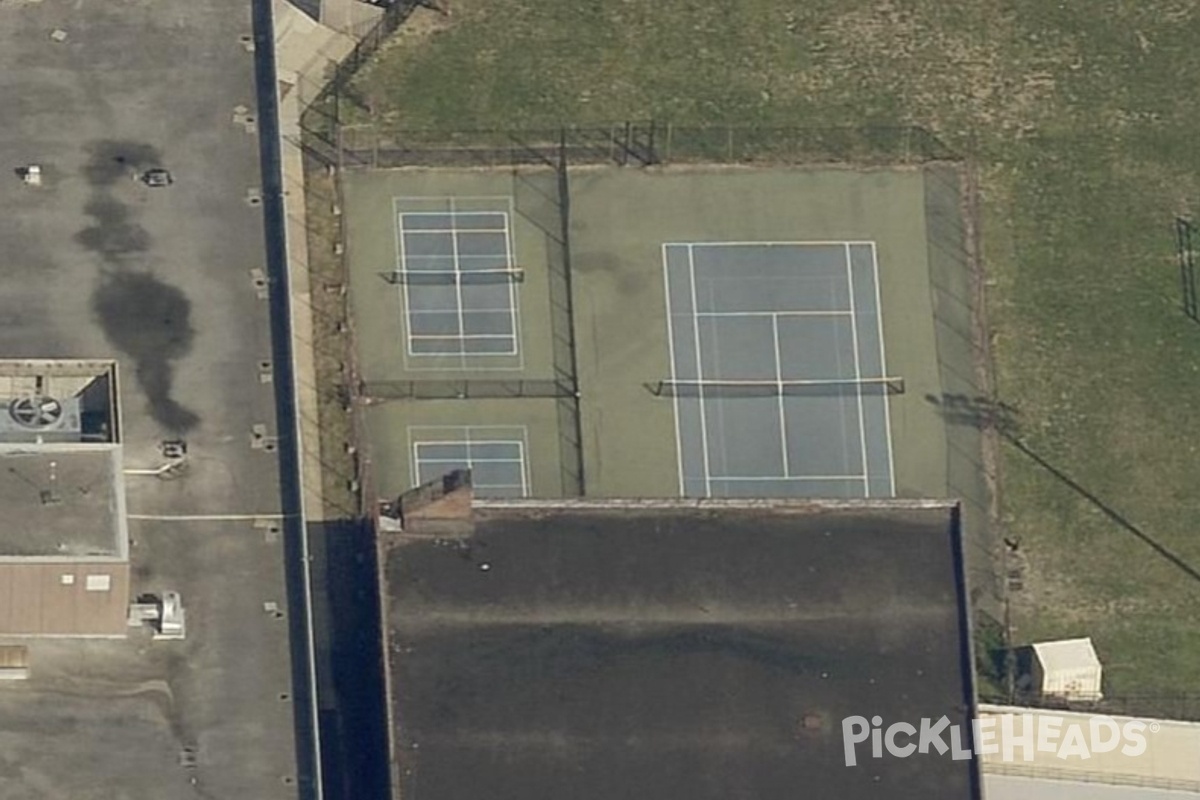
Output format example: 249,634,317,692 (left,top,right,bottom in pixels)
345,1,1200,701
